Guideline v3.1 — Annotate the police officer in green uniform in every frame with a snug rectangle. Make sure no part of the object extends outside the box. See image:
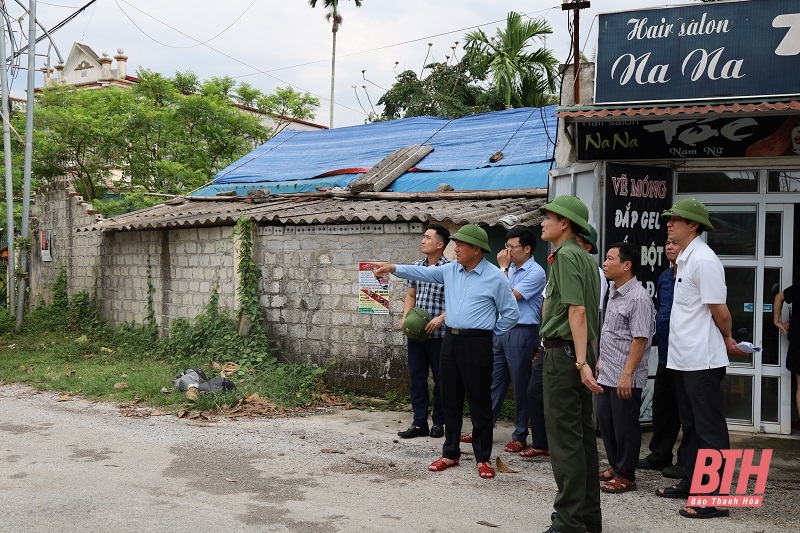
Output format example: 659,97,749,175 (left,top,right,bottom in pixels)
538,195,603,533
